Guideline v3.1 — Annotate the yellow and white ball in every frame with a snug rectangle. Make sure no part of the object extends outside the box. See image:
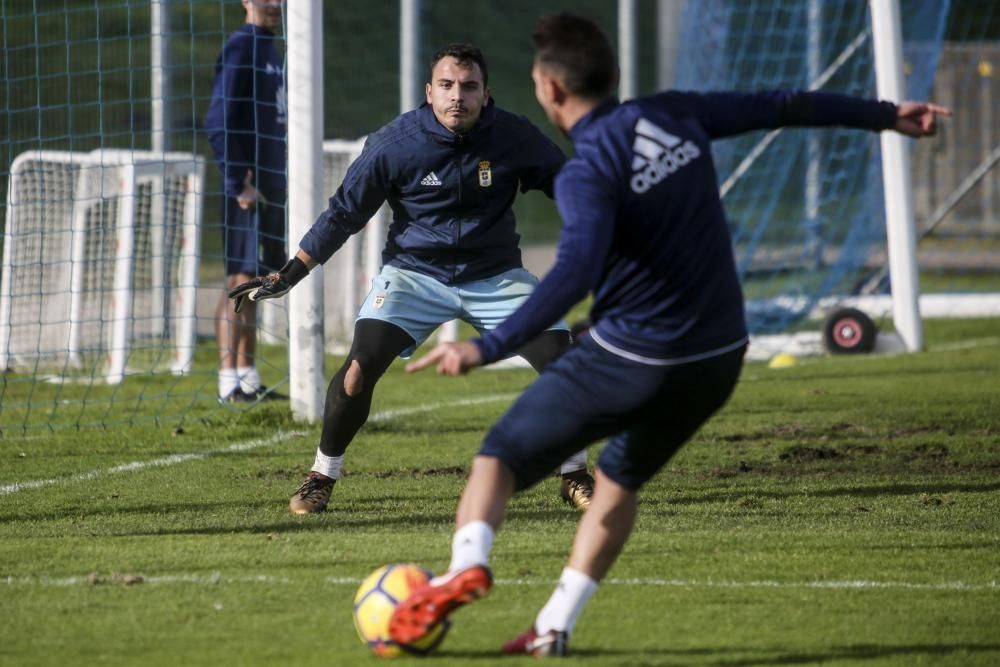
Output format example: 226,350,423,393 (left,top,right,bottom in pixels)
353,563,450,658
